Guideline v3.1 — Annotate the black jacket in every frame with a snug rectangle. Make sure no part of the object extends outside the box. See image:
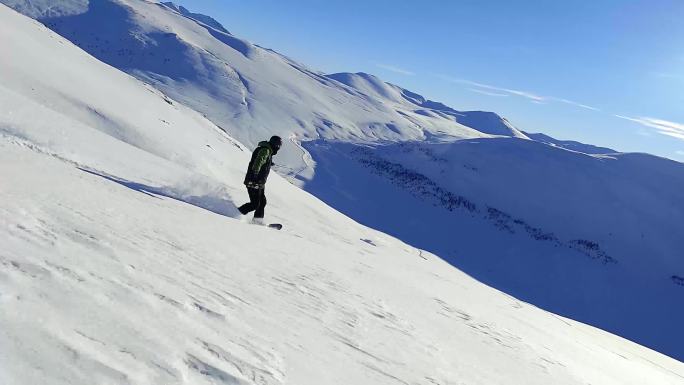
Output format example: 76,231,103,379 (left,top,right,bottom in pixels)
244,141,274,188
